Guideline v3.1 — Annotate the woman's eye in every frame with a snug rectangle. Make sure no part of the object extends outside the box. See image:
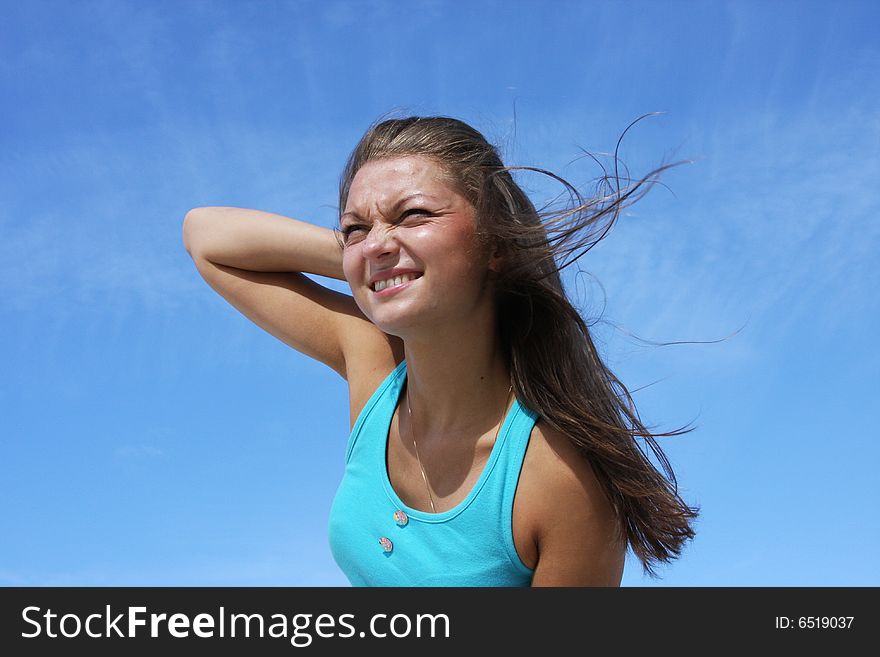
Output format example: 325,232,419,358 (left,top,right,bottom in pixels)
342,225,367,238
340,210,429,243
